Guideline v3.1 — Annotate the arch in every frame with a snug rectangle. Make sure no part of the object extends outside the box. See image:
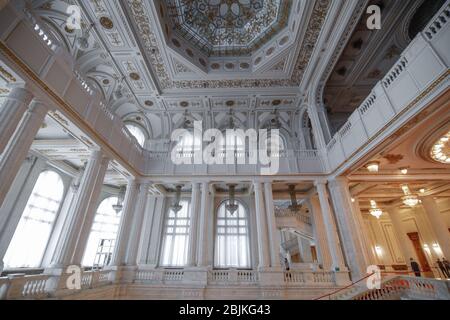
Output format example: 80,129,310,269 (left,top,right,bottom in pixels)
160,199,191,267
3,170,65,269
214,199,251,269
125,122,147,147
81,196,123,267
